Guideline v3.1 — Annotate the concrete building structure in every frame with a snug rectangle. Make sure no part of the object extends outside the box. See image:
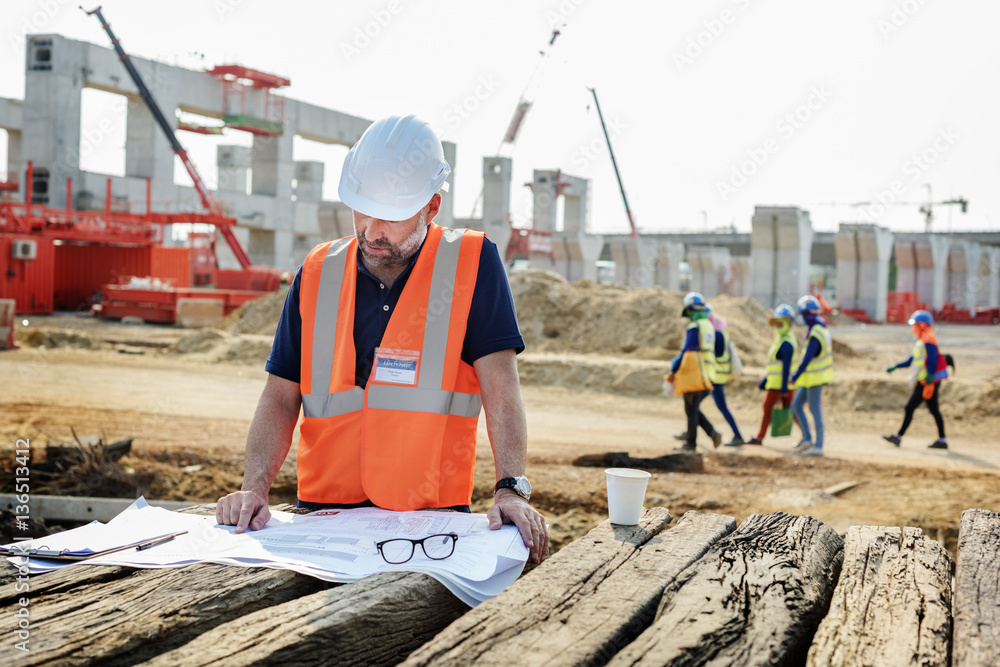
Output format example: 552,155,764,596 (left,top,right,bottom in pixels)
834,223,894,322
750,206,813,309
686,245,732,299
894,233,951,311
3,34,457,271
